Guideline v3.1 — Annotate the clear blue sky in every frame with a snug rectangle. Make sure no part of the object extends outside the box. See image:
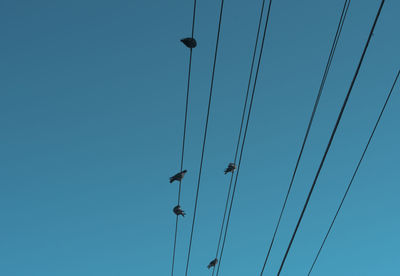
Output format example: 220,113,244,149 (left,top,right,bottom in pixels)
1,0,399,275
